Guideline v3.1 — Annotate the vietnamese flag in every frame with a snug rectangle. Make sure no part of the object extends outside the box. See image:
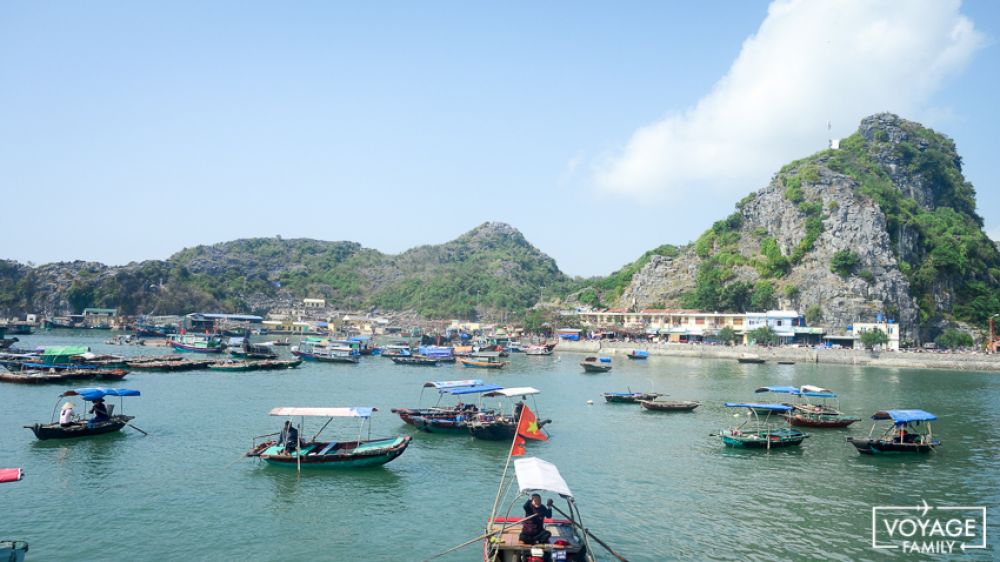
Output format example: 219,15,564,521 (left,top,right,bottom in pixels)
516,405,548,441
511,435,527,457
